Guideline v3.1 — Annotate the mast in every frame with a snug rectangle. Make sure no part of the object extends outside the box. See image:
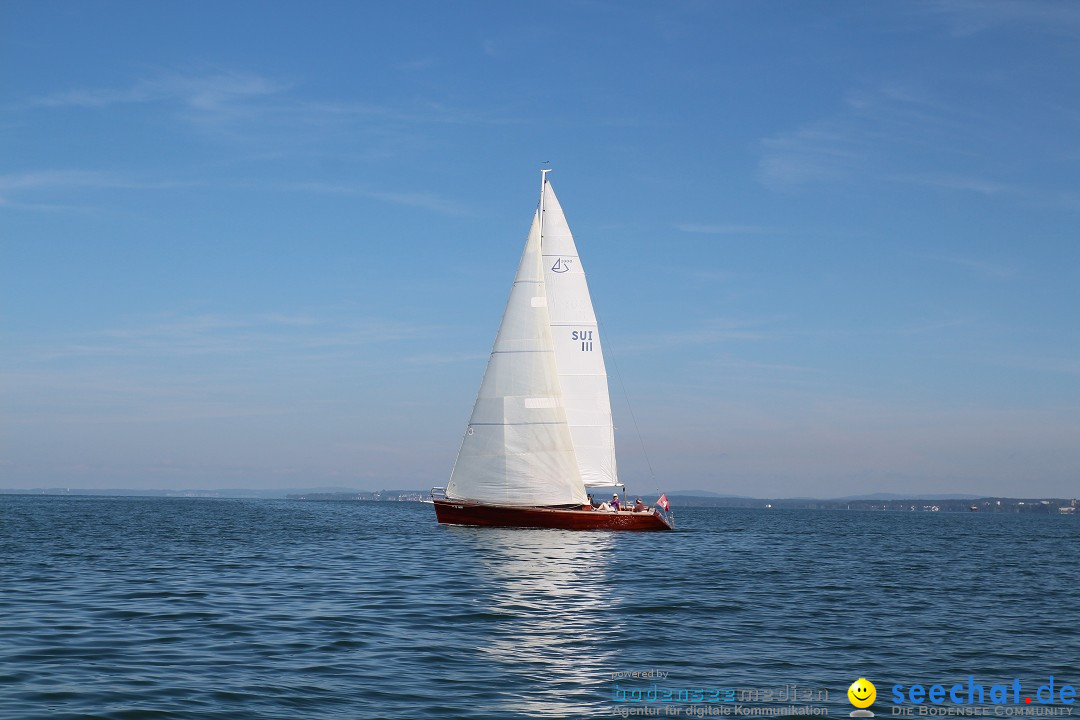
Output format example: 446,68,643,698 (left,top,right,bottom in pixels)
539,167,551,246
